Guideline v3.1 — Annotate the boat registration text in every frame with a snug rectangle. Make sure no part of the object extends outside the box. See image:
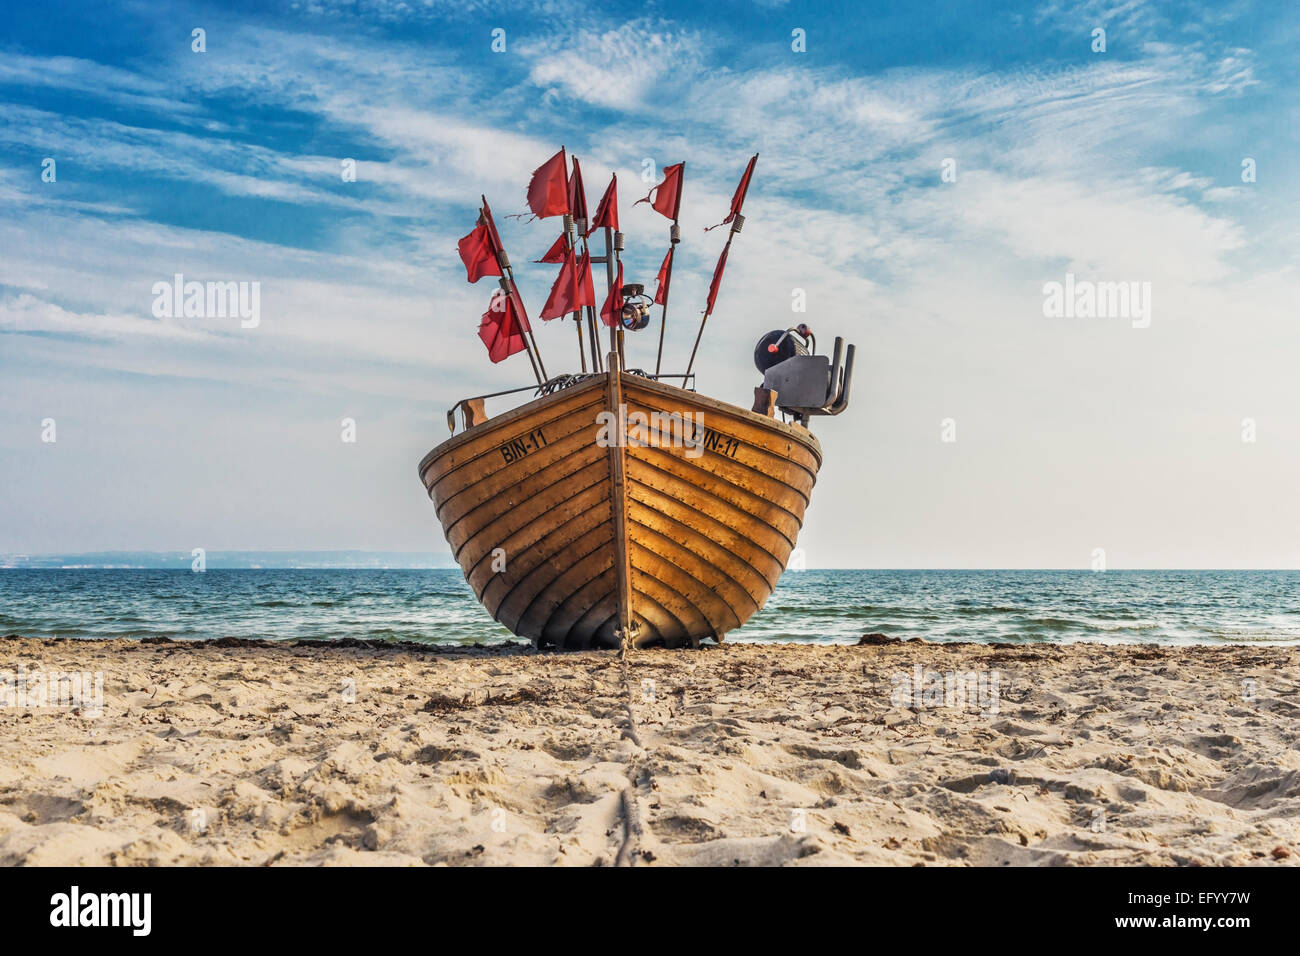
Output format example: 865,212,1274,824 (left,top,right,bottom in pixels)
497,427,548,464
